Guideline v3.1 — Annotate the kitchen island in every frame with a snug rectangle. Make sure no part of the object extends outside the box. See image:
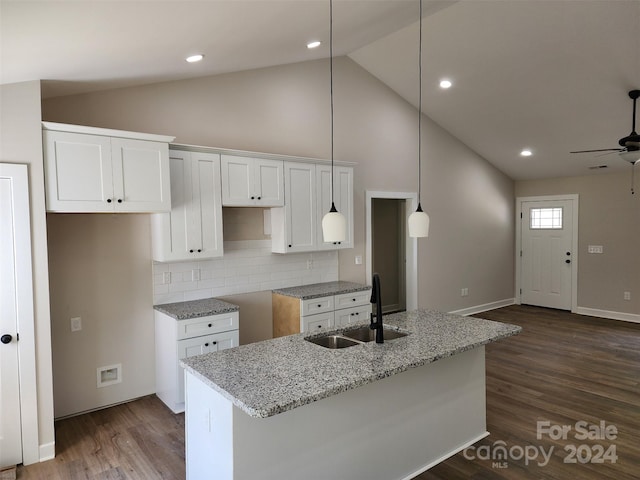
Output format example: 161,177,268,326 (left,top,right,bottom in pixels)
181,309,521,480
